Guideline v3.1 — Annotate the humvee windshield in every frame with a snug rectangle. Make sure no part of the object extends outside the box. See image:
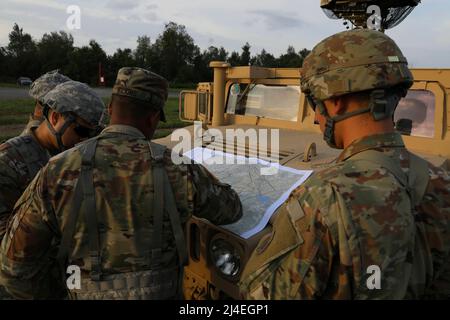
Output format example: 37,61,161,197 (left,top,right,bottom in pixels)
394,89,436,138
226,83,300,122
